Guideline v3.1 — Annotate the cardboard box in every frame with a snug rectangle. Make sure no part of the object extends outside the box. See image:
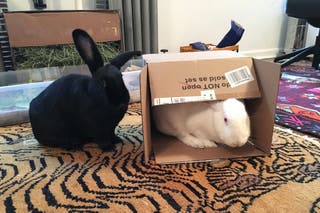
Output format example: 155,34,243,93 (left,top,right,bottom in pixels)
140,51,281,164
